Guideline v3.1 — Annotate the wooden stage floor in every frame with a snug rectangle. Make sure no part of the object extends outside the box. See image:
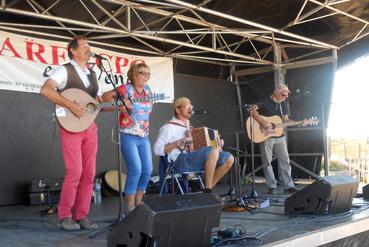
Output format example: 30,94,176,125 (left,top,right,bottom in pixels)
1,182,369,247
